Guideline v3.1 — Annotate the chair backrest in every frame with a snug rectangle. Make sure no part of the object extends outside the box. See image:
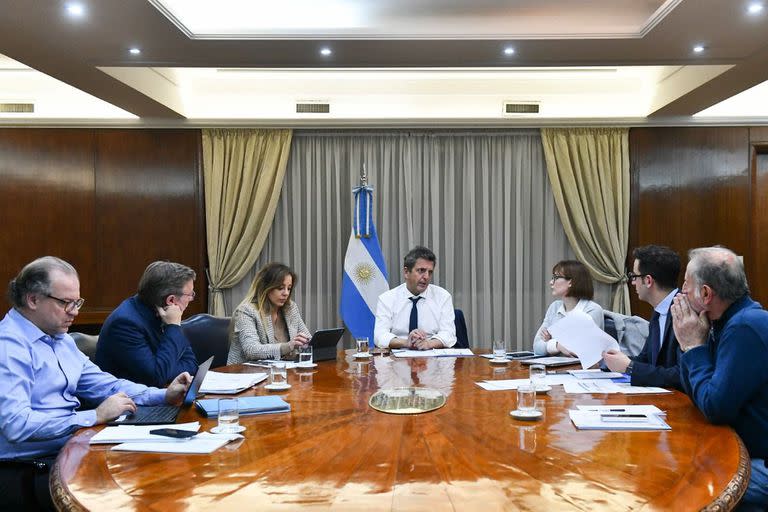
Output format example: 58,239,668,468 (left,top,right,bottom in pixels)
180,314,232,368
454,309,470,349
603,311,649,357
69,332,99,362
